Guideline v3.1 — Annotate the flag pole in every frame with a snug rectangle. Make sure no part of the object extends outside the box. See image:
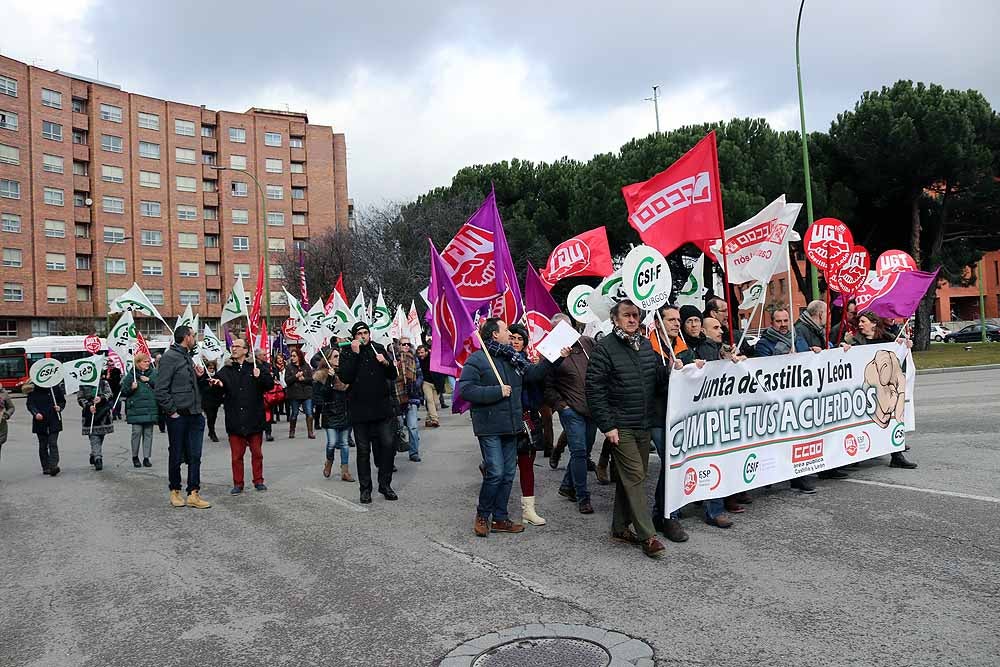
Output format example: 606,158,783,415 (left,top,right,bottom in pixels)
786,249,797,353
473,330,504,386
708,133,736,346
